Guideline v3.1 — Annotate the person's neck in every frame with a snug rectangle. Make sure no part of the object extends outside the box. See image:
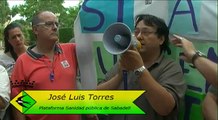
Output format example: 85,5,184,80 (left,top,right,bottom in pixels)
140,50,161,68
13,46,27,56
34,42,56,60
